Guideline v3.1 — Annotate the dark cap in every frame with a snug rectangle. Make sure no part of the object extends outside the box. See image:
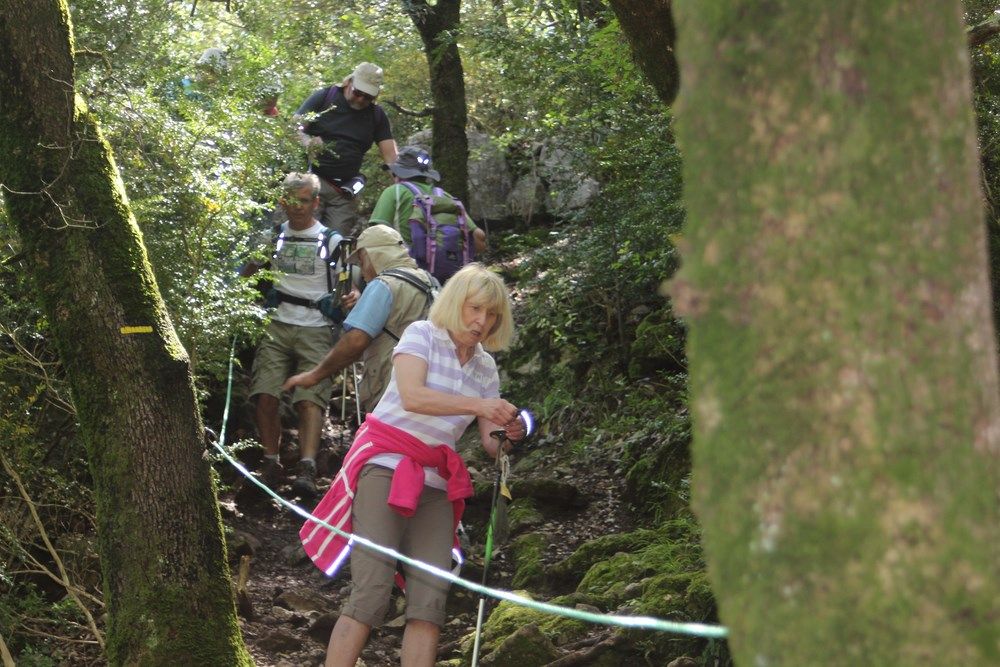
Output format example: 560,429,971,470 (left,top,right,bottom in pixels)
387,146,440,182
